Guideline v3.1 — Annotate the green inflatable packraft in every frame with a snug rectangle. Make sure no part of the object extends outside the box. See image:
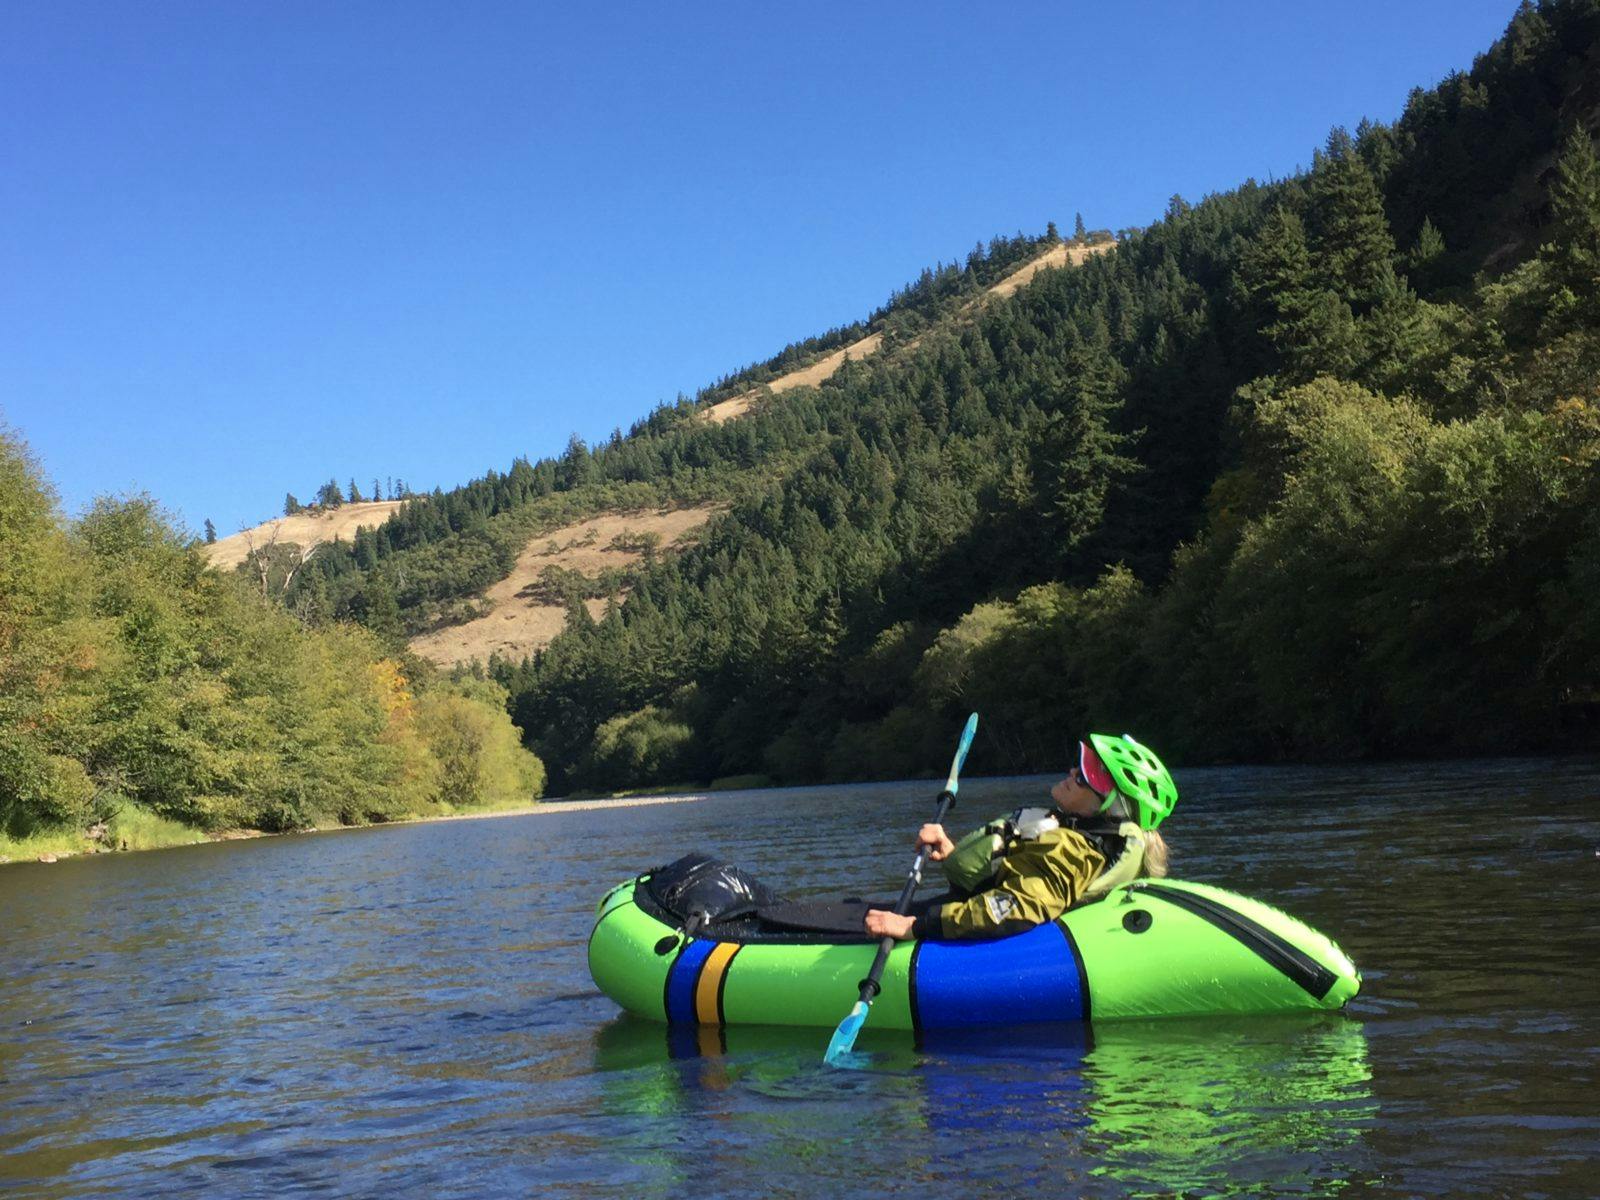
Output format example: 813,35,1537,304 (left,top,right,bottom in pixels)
589,873,1360,1029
